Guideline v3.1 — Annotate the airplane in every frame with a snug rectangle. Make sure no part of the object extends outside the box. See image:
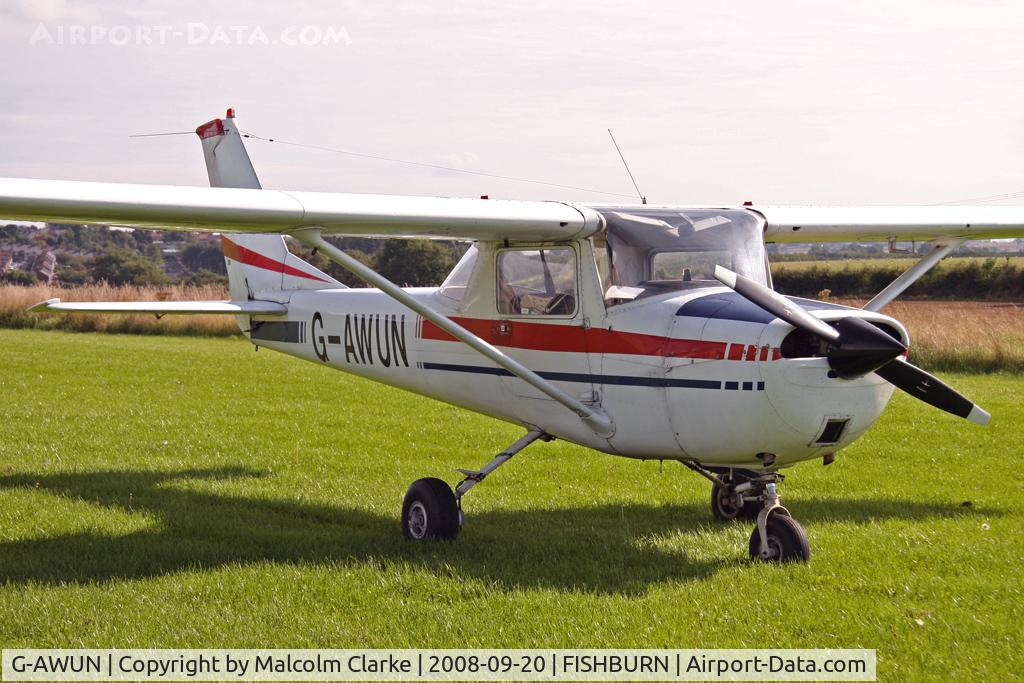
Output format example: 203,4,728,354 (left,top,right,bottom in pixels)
2,108,1023,563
